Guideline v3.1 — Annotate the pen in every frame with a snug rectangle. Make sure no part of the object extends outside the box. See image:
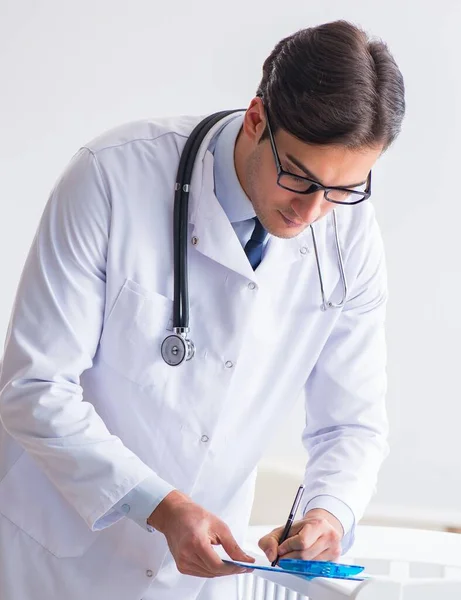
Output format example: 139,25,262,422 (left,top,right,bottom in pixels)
271,484,305,567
